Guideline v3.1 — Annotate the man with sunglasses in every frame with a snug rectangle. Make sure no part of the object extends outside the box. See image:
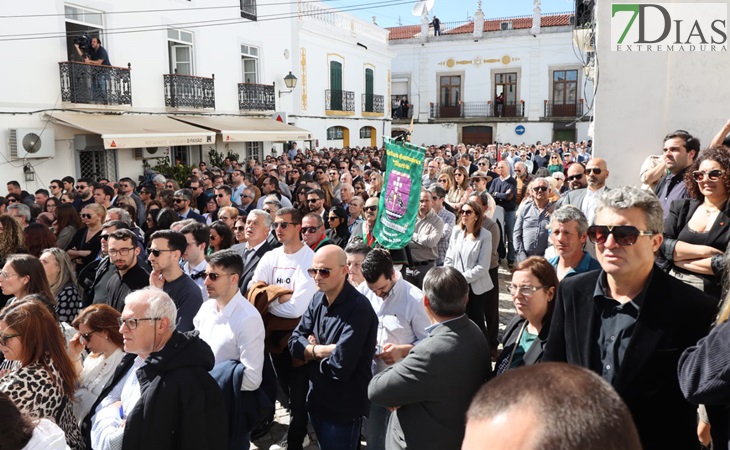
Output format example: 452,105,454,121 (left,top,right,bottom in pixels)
301,213,335,252
147,230,203,332
250,207,317,450
564,162,588,191
75,177,96,211
543,186,716,450
289,245,378,450
105,229,150,312
556,158,610,227
172,189,205,223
